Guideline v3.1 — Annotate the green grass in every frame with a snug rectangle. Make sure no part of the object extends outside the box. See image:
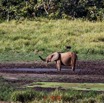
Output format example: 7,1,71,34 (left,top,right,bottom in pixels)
0,77,14,101
0,52,103,62
0,18,104,61
11,89,103,103
0,76,104,103
27,82,104,91
0,52,39,62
